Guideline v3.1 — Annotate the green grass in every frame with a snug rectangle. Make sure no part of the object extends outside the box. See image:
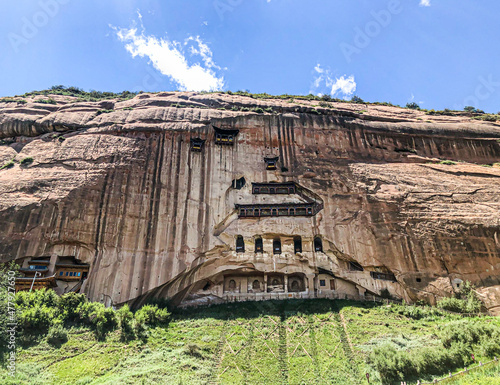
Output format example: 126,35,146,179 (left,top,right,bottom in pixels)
0,160,15,170
21,86,137,102
0,98,27,104
20,157,33,166
34,99,57,105
446,362,500,385
1,300,498,385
